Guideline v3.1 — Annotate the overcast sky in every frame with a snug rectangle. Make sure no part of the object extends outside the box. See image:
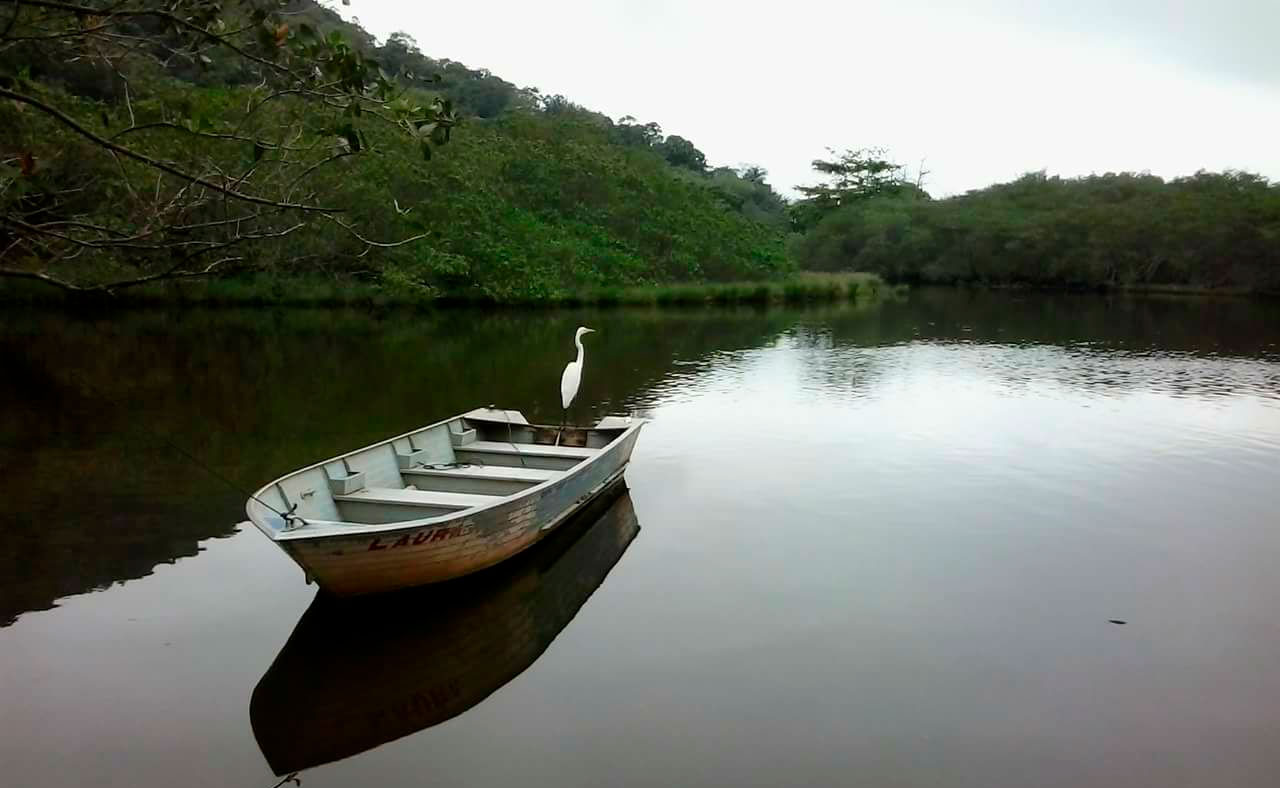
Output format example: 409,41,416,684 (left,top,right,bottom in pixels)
337,0,1280,197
